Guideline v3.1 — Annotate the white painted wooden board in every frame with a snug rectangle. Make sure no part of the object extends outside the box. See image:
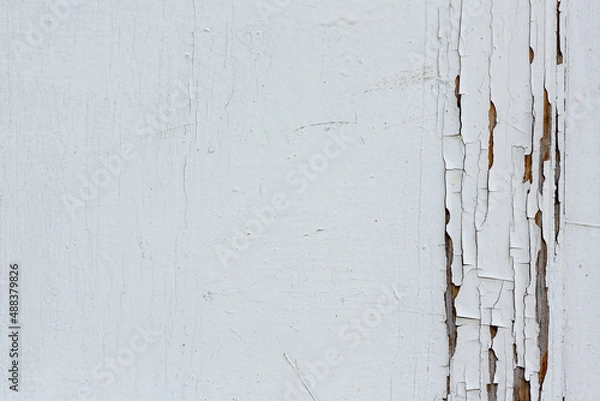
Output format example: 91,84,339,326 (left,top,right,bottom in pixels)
0,1,597,400
564,0,600,399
